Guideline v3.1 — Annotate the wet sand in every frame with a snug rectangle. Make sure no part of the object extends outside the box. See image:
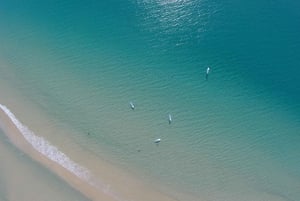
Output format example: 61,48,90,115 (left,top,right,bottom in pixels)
0,102,182,201
0,128,91,201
